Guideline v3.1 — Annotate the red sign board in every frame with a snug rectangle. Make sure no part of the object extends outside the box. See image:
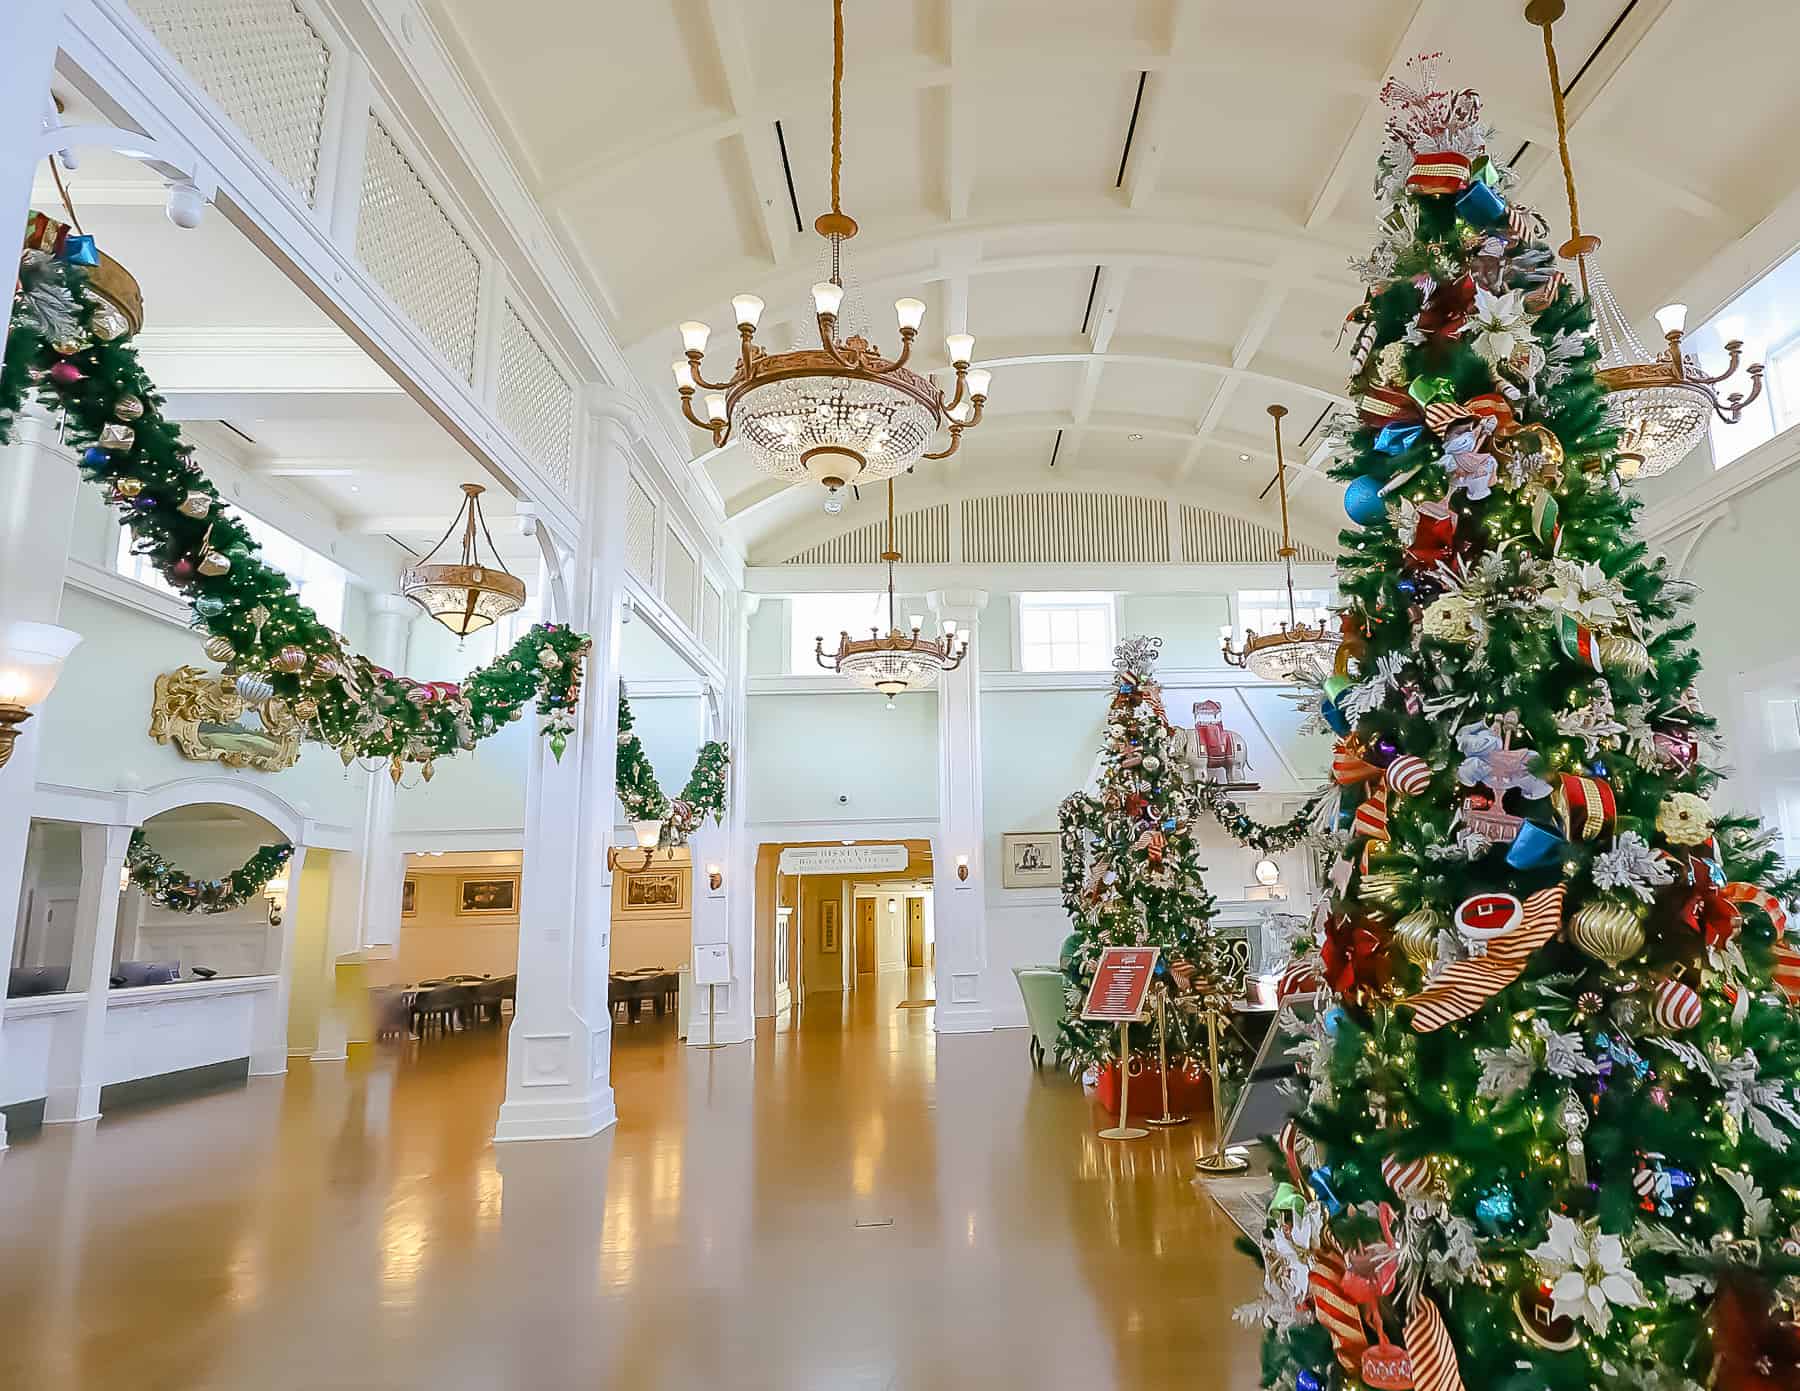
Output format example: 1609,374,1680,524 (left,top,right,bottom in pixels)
1081,946,1159,1022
